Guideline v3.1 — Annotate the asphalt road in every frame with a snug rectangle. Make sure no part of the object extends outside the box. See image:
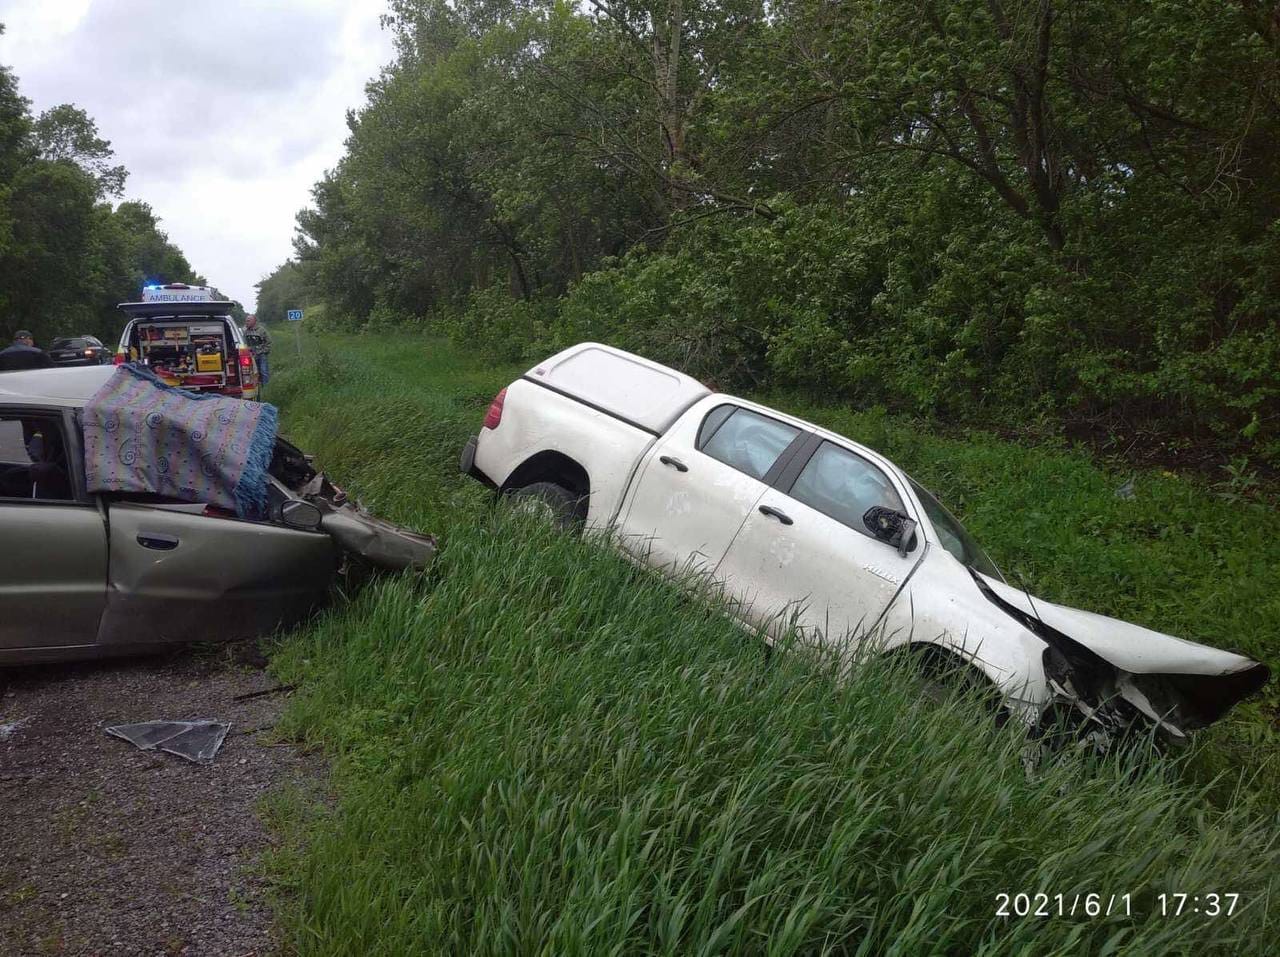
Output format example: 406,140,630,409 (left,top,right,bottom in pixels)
0,647,323,957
